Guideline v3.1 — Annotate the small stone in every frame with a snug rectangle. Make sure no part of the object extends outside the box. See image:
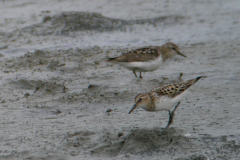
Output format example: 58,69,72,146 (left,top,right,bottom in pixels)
51,110,62,115
106,109,113,113
118,132,123,137
23,93,30,98
1,100,6,103
88,84,98,89
43,16,51,23
73,142,80,147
